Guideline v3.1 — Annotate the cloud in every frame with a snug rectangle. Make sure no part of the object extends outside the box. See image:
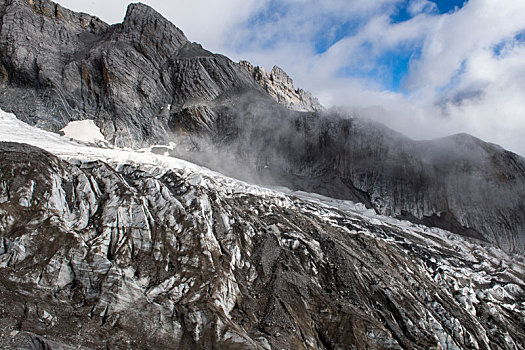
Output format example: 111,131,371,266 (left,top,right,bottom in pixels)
408,0,437,16
407,0,525,90
54,0,130,24
222,0,525,155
